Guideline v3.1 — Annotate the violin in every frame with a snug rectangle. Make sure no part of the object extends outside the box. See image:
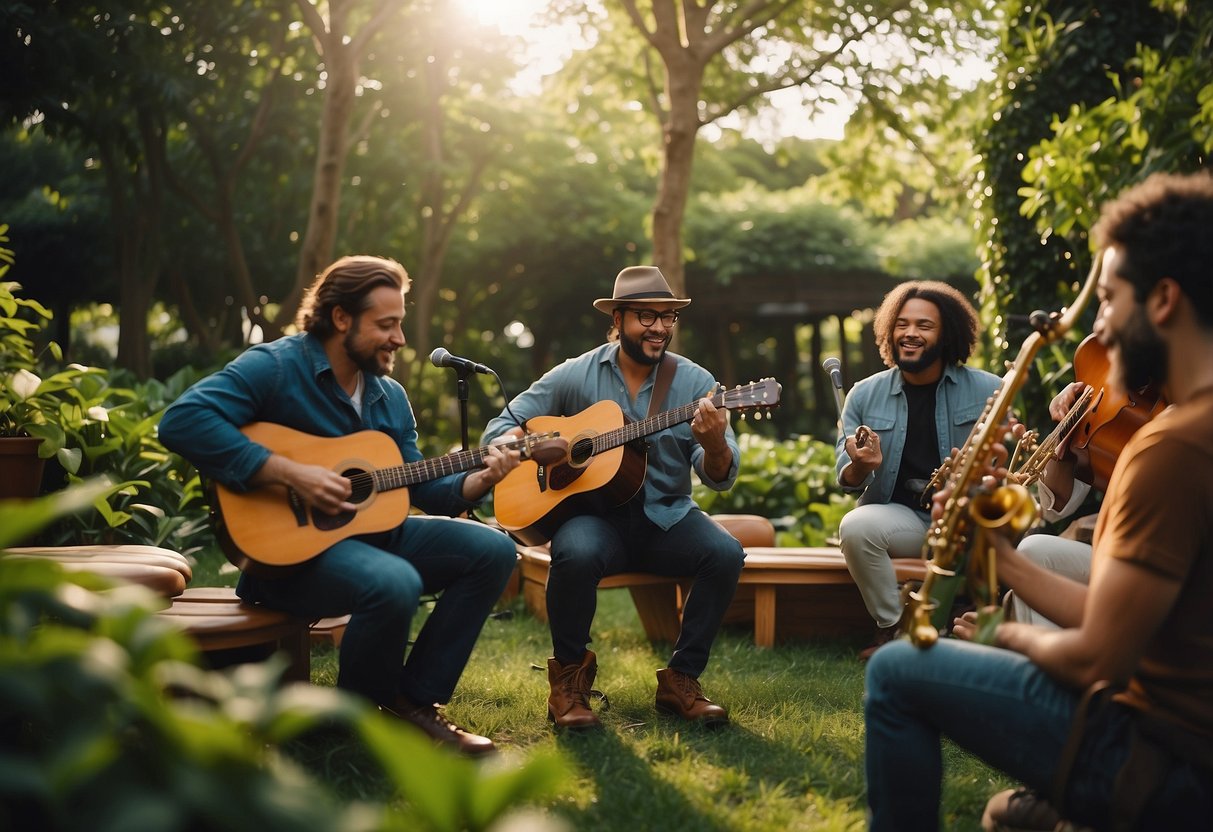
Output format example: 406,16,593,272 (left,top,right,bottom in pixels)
1069,333,1168,491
